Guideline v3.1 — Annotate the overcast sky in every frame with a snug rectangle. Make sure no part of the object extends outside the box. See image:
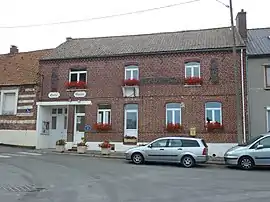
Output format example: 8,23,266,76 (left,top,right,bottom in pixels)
0,0,269,54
